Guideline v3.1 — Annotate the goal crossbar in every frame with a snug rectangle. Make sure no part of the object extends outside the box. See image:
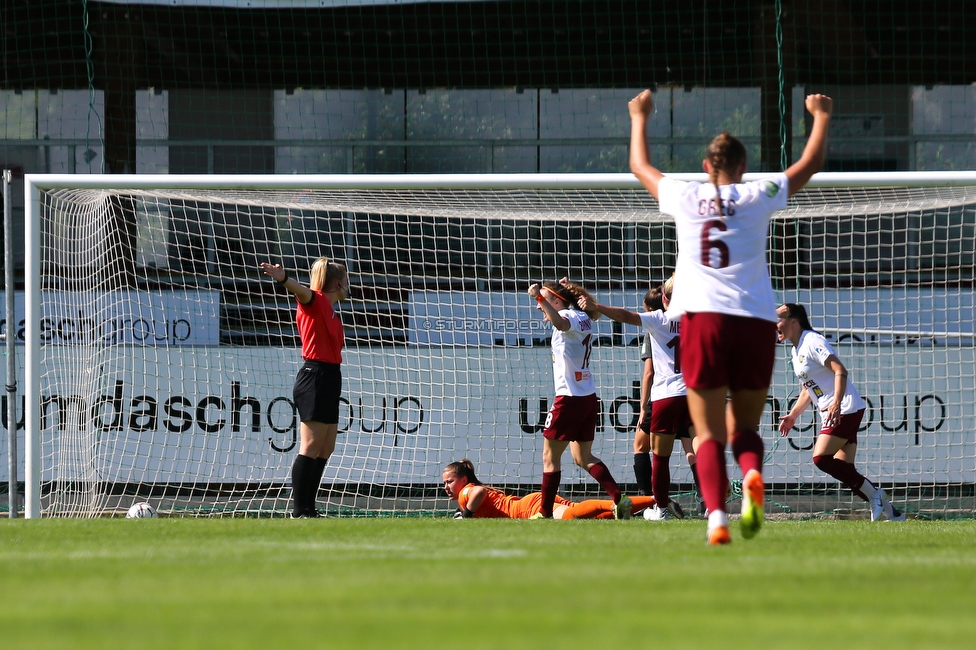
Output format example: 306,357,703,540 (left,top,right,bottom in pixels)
26,171,976,191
